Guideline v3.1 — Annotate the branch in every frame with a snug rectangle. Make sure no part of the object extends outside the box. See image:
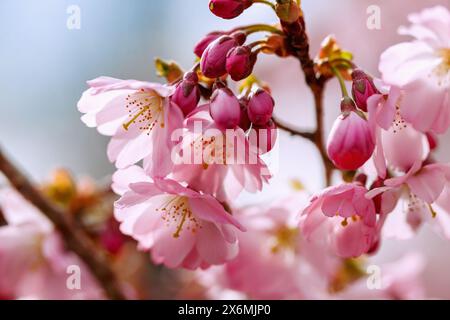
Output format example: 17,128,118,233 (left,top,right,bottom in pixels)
277,1,333,185
272,117,315,141
0,147,125,300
